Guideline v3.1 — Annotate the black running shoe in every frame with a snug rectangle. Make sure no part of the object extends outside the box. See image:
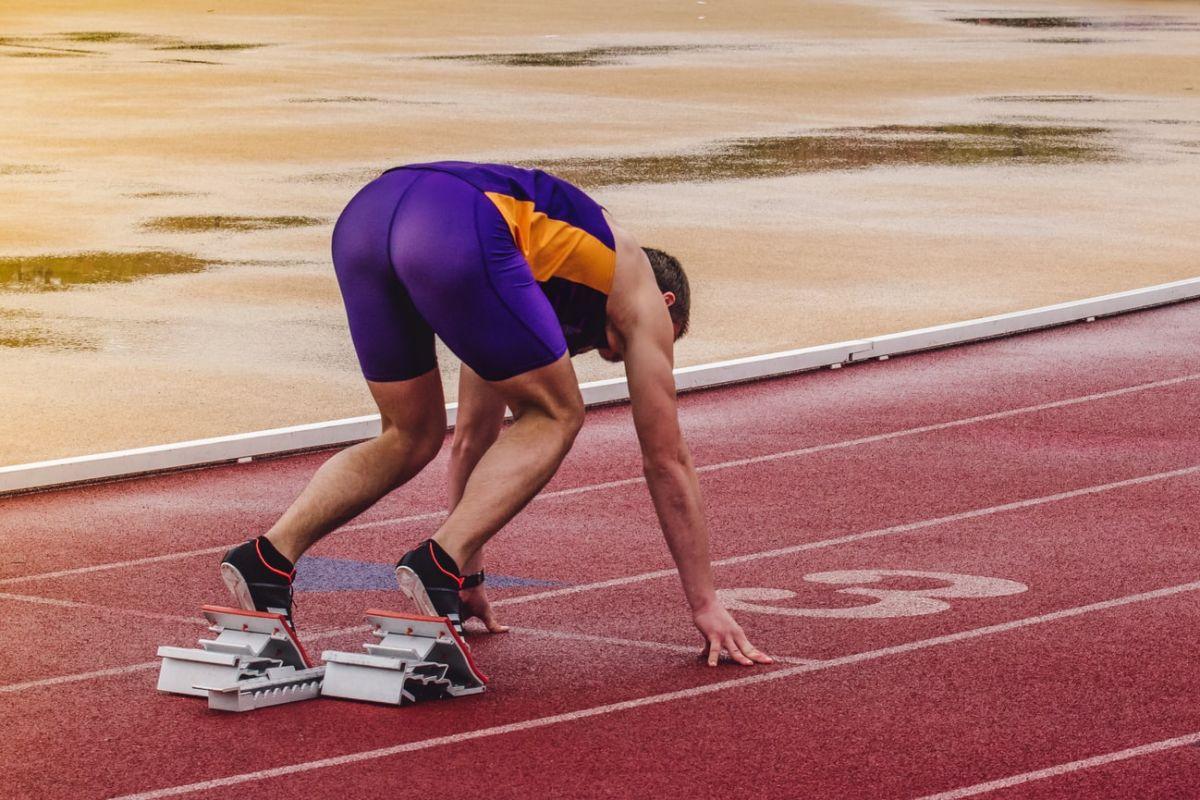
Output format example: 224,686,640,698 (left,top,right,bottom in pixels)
220,536,296,624
395,539,465,637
